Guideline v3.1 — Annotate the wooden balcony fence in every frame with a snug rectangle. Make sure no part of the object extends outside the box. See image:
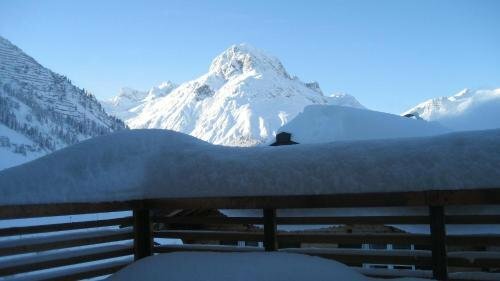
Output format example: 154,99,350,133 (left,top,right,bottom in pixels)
0,188,499,281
